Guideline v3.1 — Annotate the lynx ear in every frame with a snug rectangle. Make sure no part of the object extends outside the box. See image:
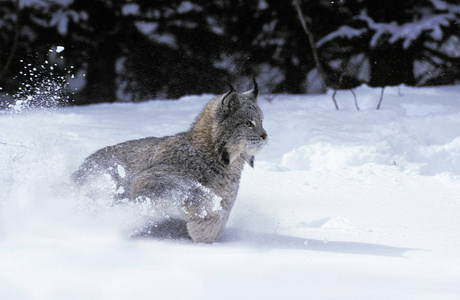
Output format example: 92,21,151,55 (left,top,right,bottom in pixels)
240,77,259,103
221,85,240,114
